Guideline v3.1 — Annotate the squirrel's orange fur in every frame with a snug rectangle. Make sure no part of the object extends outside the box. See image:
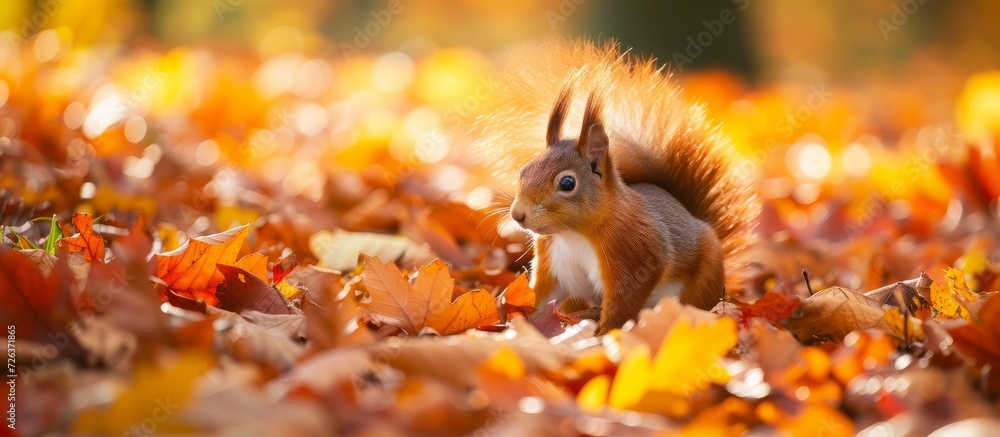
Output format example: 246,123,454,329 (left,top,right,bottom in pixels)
474,40,760,333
